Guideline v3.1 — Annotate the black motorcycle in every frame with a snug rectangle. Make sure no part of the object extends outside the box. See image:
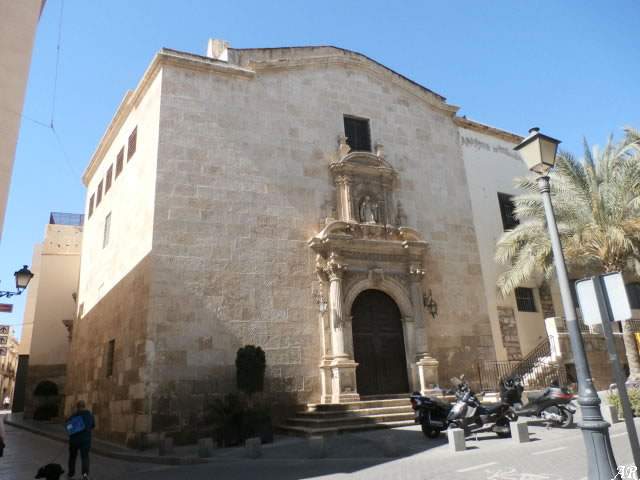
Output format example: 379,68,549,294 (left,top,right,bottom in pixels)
410,376,517,439
410,391,452,438
500,376,575,428
446,376,517,438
